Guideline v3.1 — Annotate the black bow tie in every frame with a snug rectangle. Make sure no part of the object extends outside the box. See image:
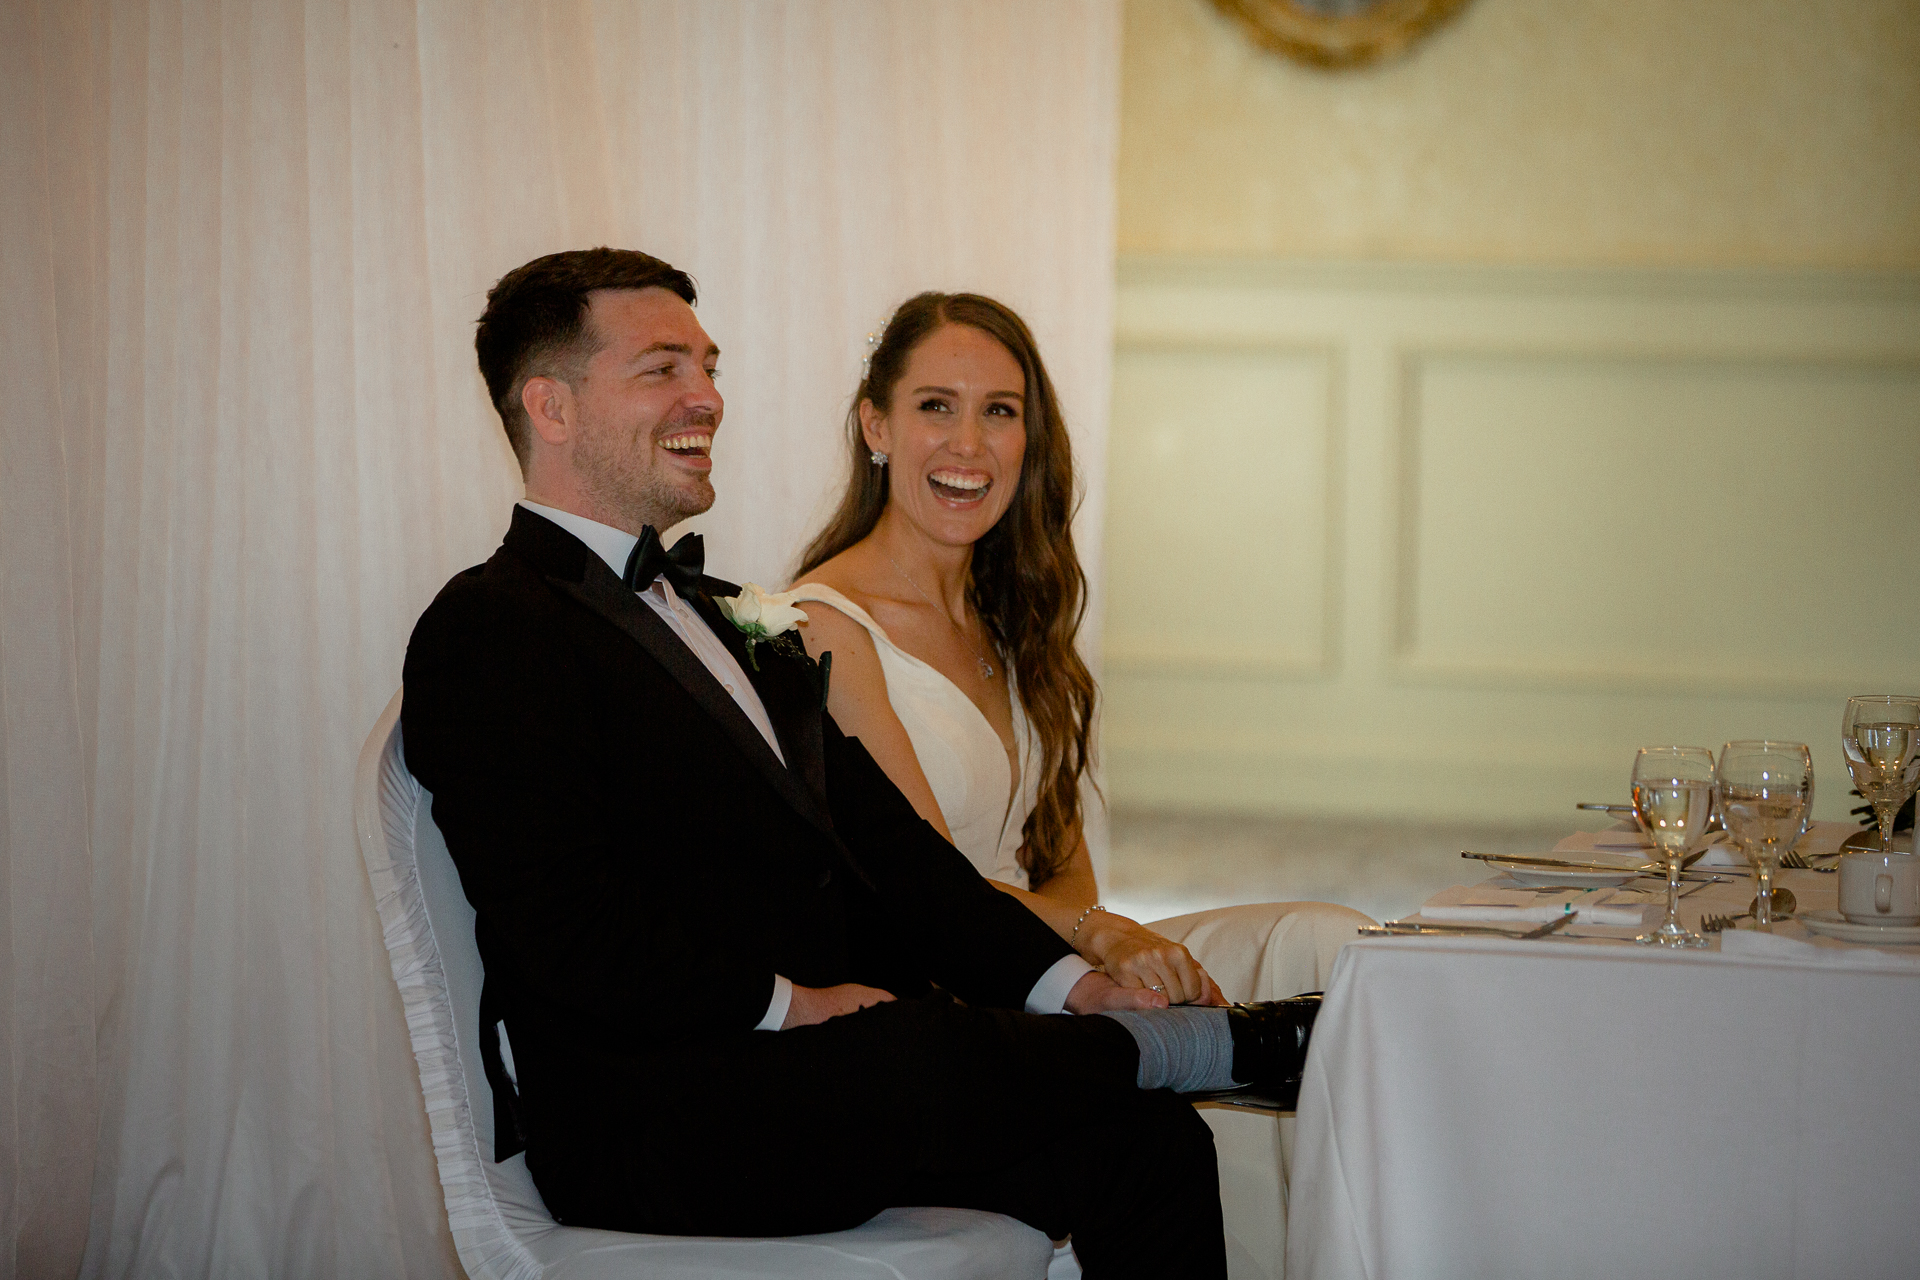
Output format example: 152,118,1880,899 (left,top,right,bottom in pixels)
622,526,705,598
